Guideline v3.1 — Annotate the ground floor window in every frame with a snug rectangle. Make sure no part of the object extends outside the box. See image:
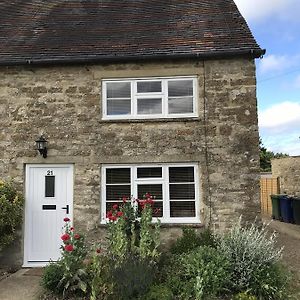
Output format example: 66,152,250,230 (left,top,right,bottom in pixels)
101,163,200,223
